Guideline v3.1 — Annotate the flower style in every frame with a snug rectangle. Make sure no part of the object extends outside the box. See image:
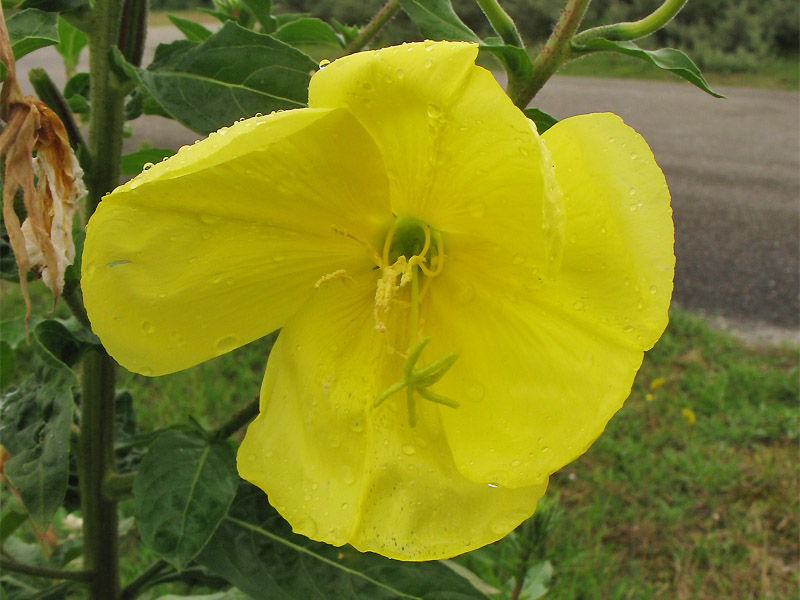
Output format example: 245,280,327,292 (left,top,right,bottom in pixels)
81,41,674,560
